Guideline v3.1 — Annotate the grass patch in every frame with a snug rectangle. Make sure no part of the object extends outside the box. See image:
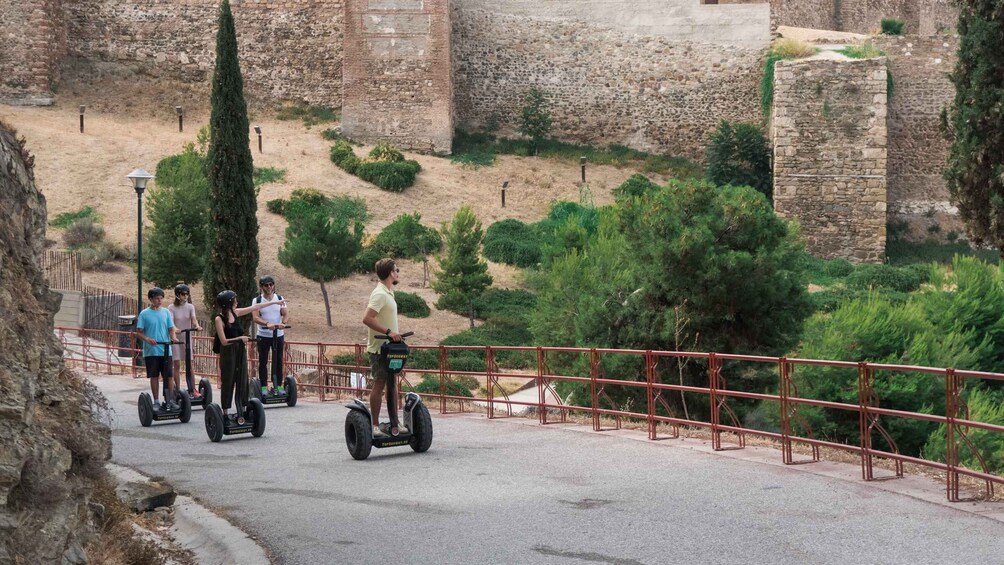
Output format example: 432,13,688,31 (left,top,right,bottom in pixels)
50,206,99,228
253,166,286,186
276,103,339,127
451,130,701,179
838,42,885,59
886,240,1000,265
450,151,496,168
762,39,819,118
